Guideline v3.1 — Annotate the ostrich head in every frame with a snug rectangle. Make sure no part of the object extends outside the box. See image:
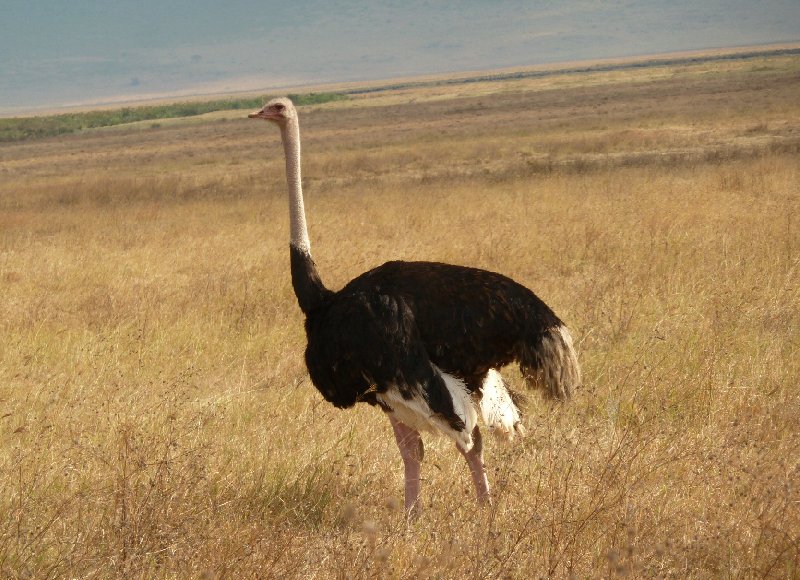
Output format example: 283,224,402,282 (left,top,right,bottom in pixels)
248,97,296,125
